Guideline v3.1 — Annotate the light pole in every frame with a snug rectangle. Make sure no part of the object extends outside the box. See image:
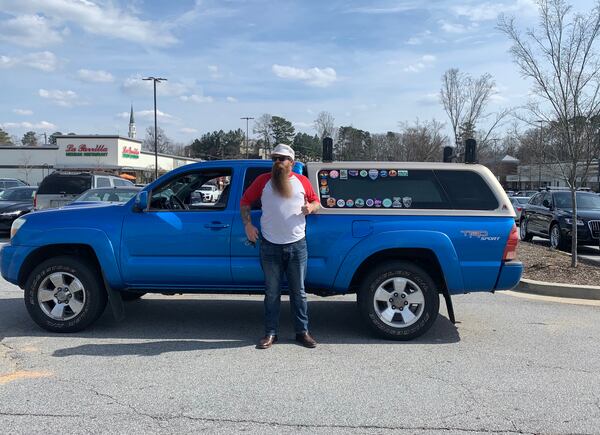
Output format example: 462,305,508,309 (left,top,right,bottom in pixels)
241,117,254,158
143,76,167,180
